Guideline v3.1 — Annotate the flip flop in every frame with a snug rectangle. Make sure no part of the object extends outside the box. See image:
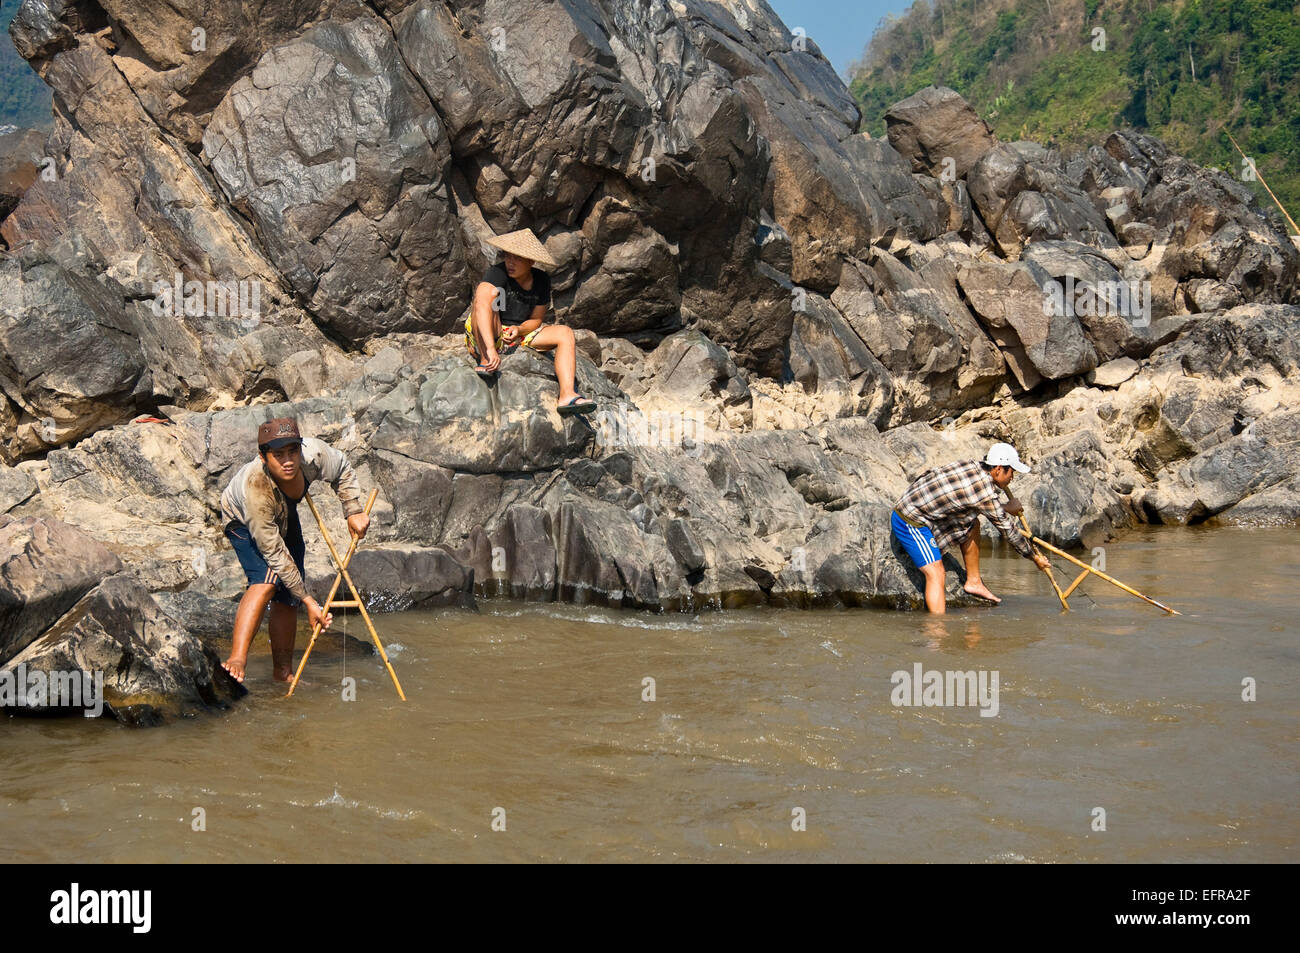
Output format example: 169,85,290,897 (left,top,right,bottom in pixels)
557,396,597,416
474,363,498,380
